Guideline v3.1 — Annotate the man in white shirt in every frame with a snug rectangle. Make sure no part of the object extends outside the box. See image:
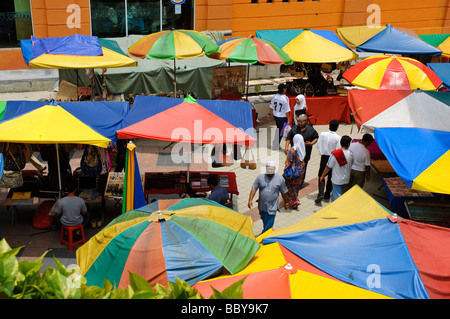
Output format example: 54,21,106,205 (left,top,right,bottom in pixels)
315,120,341,205
345,134,374,192
268,83,290,148
319,135,354,202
